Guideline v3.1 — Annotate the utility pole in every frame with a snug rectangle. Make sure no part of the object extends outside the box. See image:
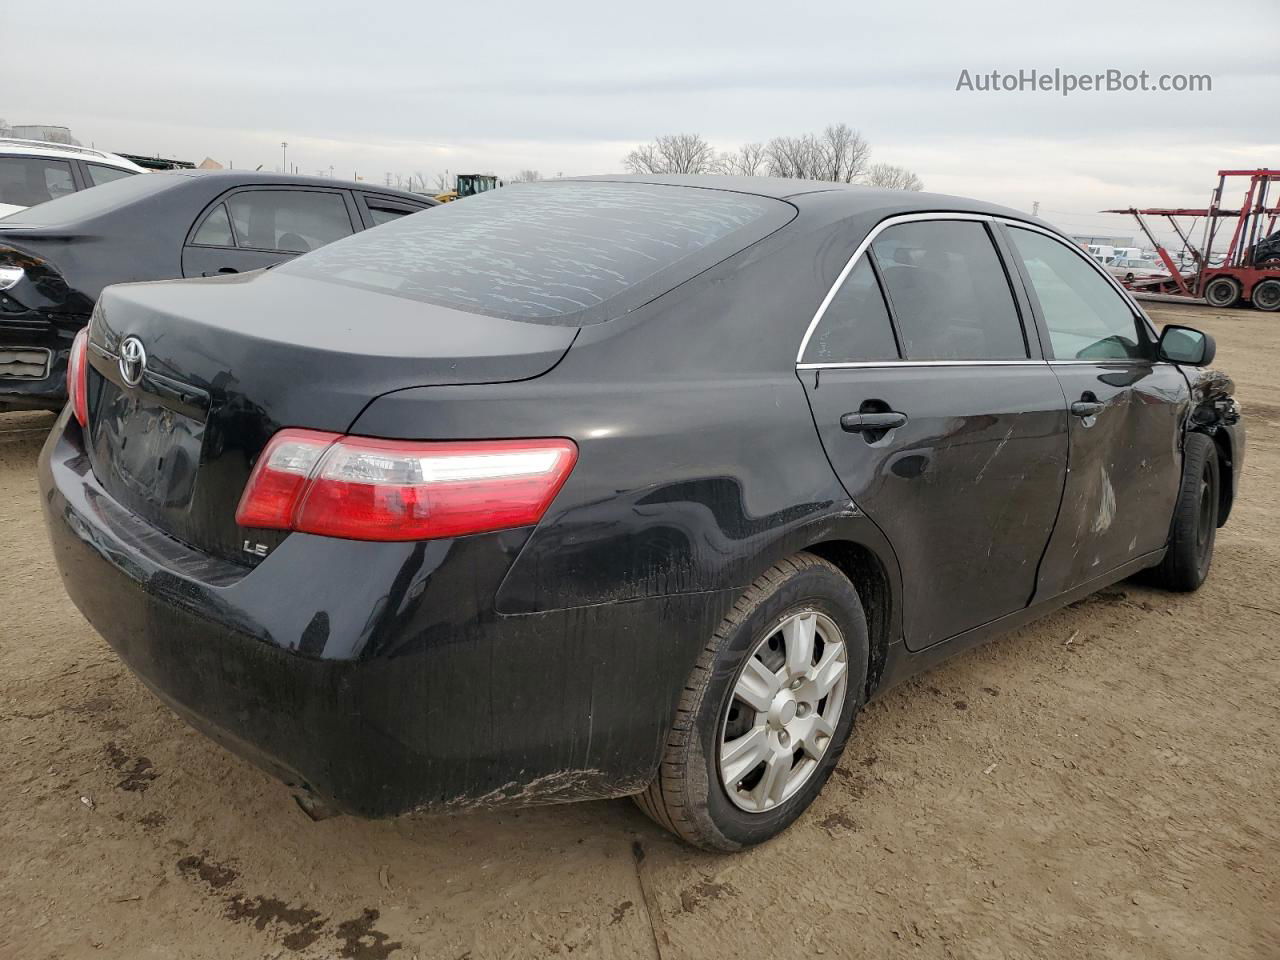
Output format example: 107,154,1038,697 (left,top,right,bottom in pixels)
281,141,288,173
